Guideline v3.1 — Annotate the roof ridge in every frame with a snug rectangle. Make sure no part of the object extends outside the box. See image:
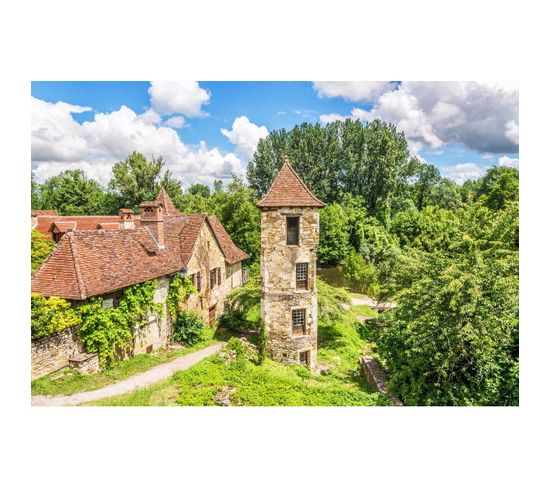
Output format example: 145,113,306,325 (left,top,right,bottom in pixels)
283,161,325,205
68,233,87,299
